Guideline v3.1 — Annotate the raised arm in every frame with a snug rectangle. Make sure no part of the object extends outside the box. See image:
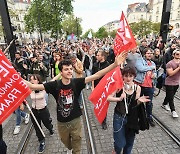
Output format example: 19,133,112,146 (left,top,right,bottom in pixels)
24,80,45,91
85,51,127,84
